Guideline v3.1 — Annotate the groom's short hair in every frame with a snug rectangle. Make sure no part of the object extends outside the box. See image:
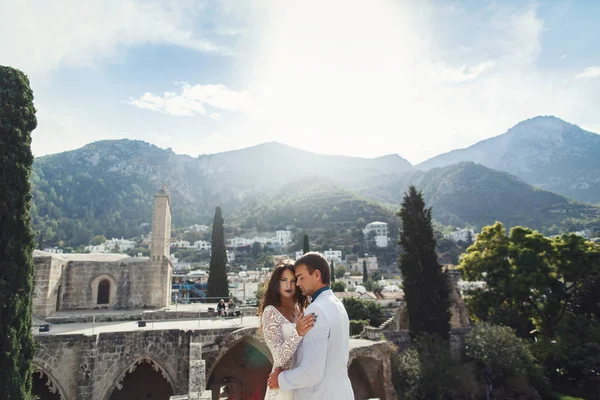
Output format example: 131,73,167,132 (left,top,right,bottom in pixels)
294,252,331,285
